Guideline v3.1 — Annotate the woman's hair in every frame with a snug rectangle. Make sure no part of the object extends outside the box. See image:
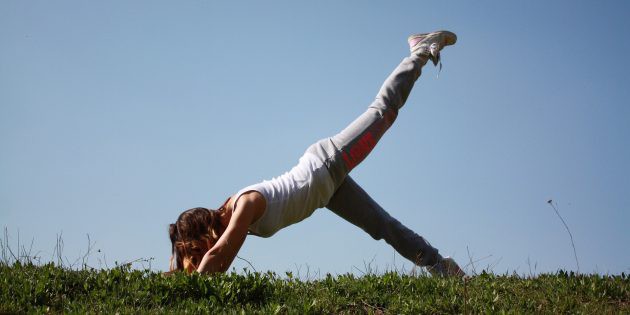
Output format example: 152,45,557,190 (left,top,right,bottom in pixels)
168,204,228,272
